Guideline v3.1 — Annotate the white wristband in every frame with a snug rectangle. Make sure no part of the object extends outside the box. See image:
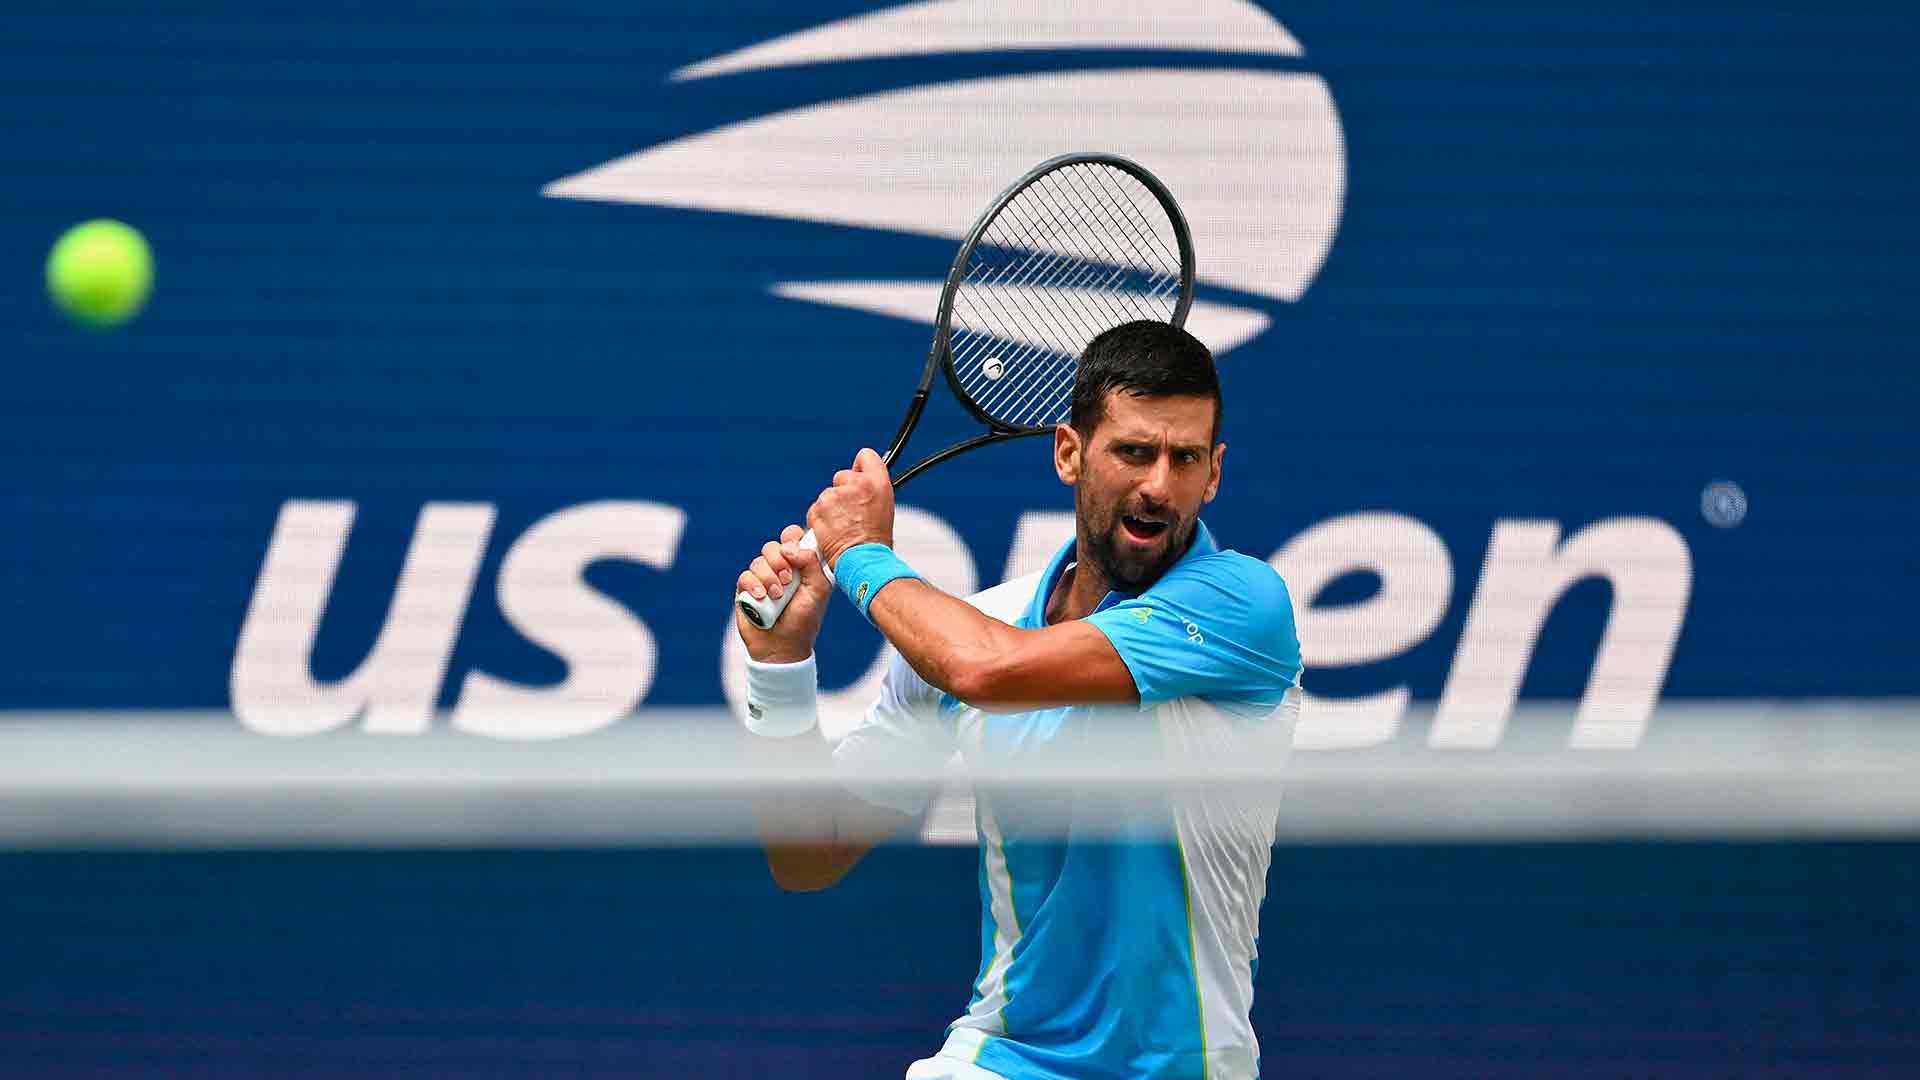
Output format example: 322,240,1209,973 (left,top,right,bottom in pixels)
742,652,820,738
